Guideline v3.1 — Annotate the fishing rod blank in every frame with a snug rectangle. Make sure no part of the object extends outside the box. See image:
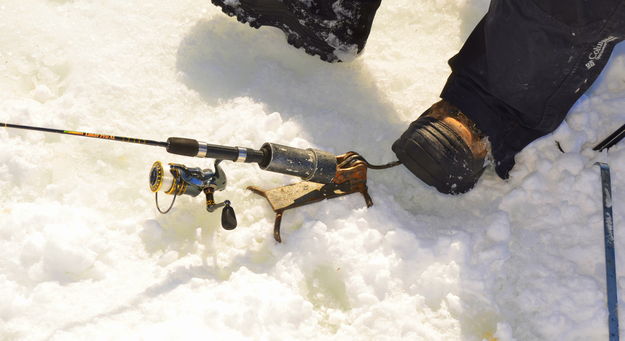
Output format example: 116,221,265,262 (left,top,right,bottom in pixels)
2,122,168,147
